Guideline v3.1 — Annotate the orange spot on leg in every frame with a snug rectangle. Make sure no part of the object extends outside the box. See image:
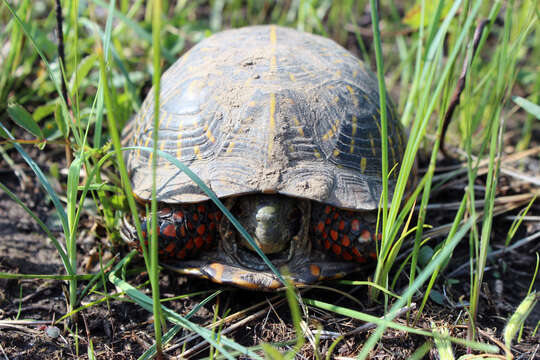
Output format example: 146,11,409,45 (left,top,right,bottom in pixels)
351,219,360,232
310,264,321,277
197,224,206,235
195,236,204,248
162,224,176,238
360,230,371,241
165,242,175,255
